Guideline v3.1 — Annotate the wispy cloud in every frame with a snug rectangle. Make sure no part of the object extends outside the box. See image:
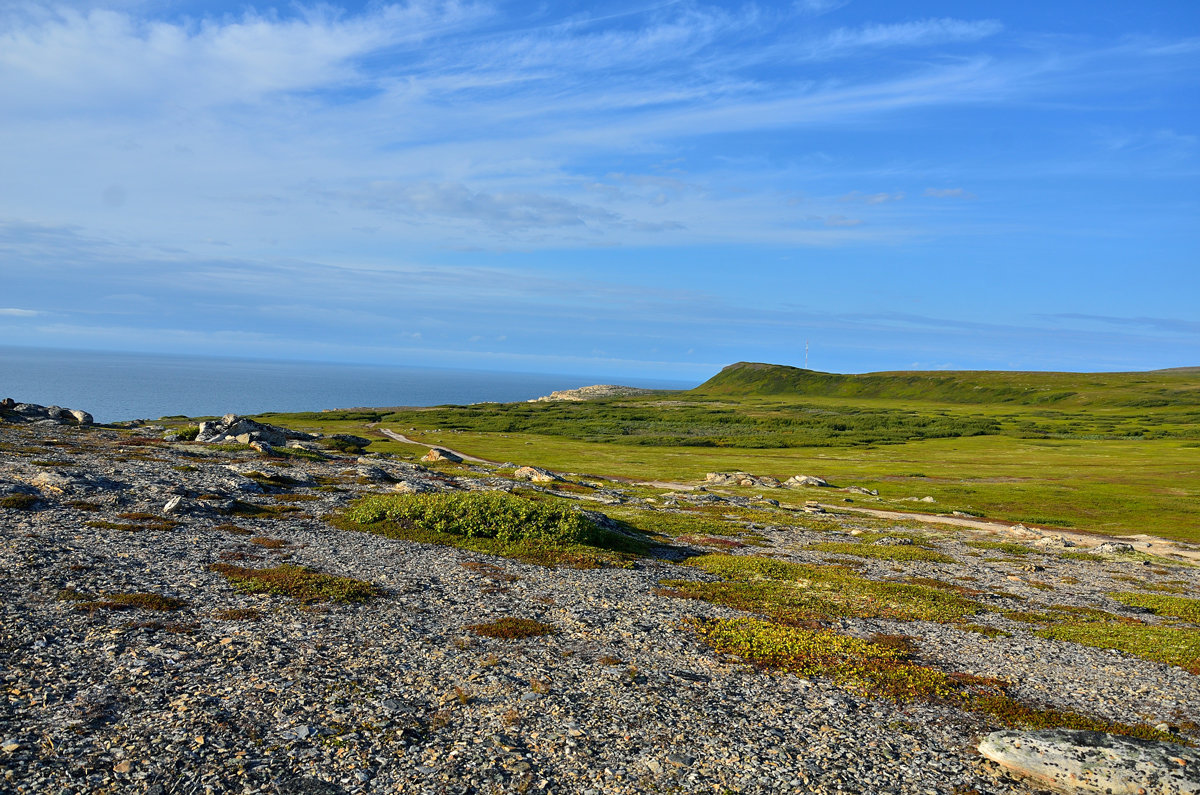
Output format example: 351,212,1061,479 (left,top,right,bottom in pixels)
924,188,974,199
807,17,1003,58
0,308,39,317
